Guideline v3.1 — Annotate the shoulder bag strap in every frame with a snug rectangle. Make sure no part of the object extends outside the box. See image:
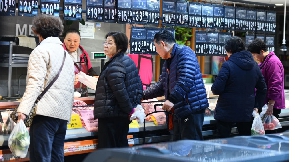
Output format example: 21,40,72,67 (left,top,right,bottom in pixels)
34,51,66,104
